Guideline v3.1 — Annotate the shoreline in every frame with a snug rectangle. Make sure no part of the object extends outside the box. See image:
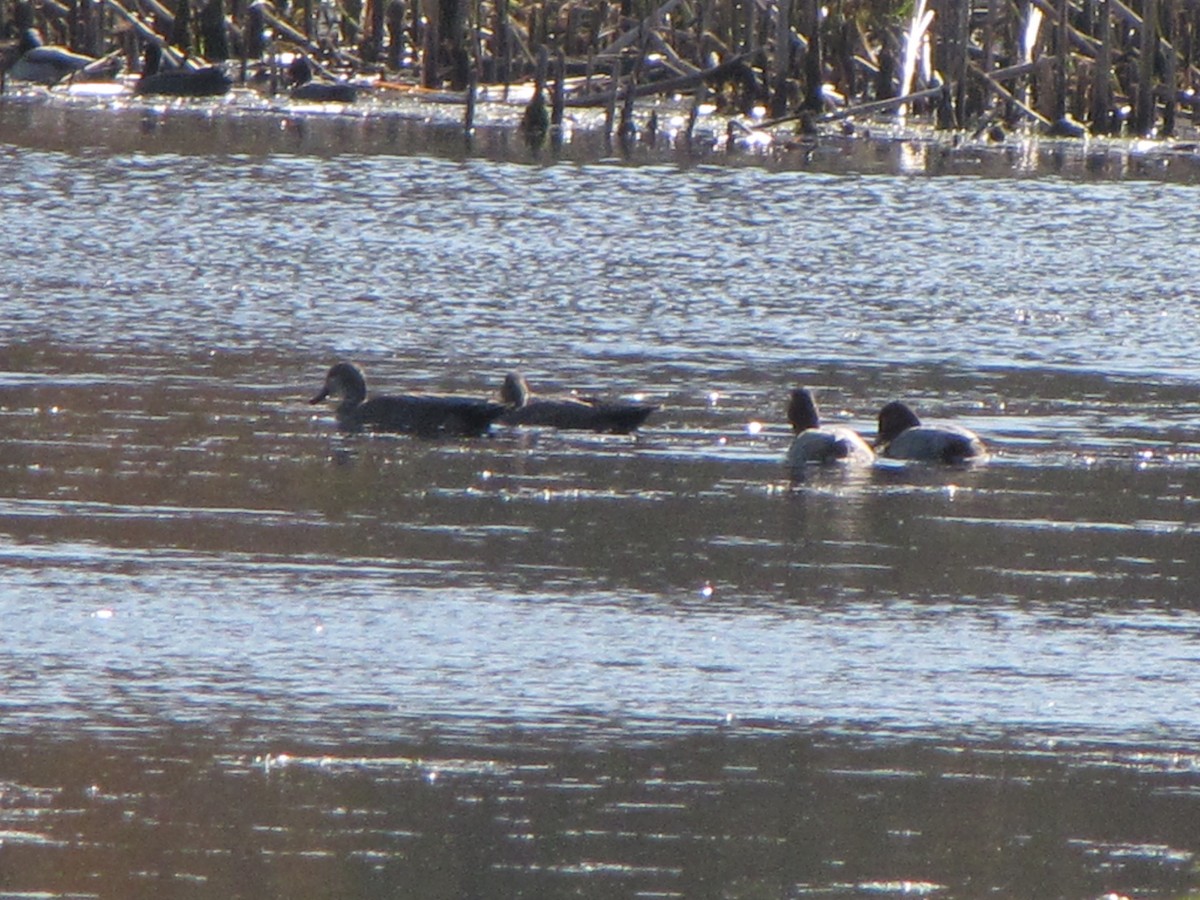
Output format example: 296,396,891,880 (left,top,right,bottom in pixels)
3,78,1200,183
